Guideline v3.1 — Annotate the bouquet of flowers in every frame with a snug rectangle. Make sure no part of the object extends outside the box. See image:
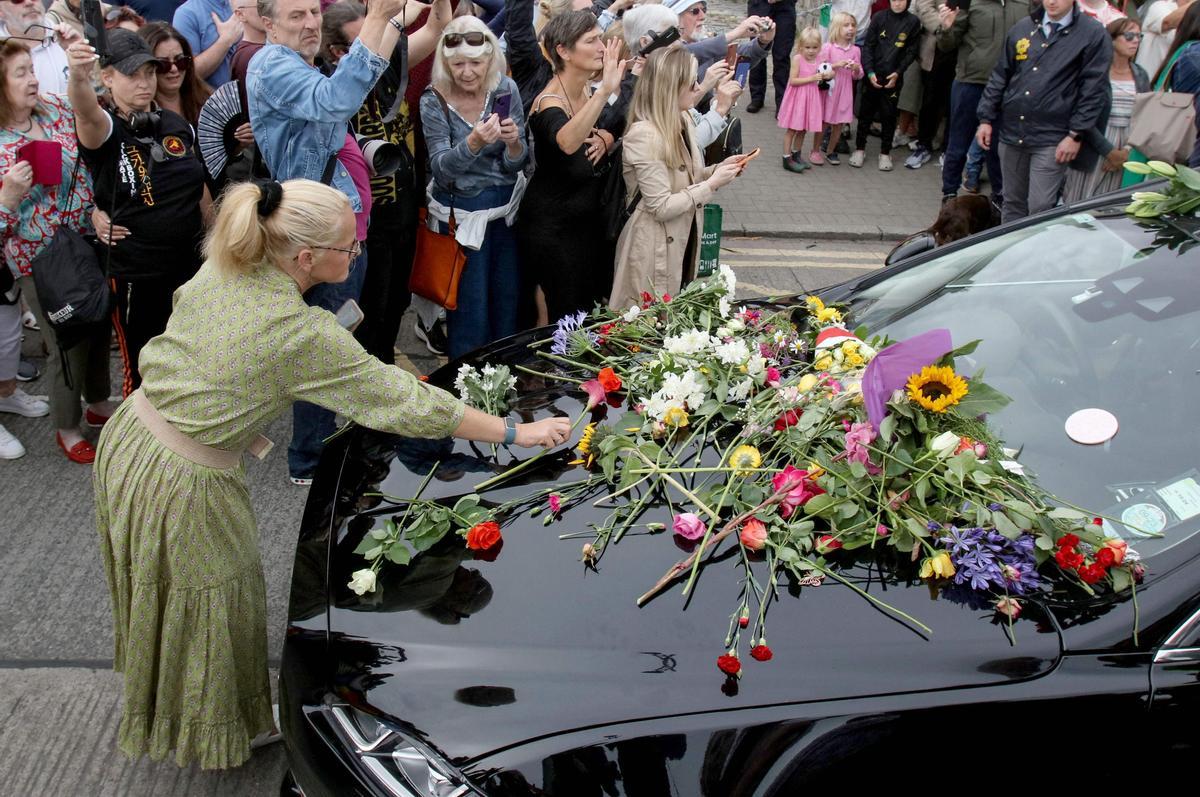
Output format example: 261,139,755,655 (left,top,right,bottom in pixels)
350,267,1147,687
